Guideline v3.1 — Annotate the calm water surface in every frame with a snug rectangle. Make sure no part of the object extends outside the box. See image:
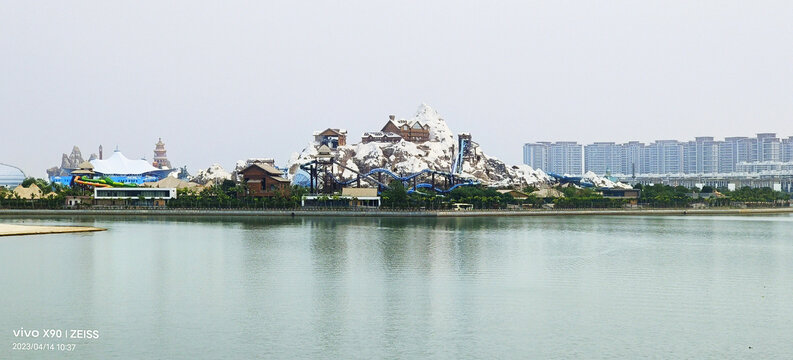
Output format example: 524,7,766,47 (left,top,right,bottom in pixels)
1,215,792,359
